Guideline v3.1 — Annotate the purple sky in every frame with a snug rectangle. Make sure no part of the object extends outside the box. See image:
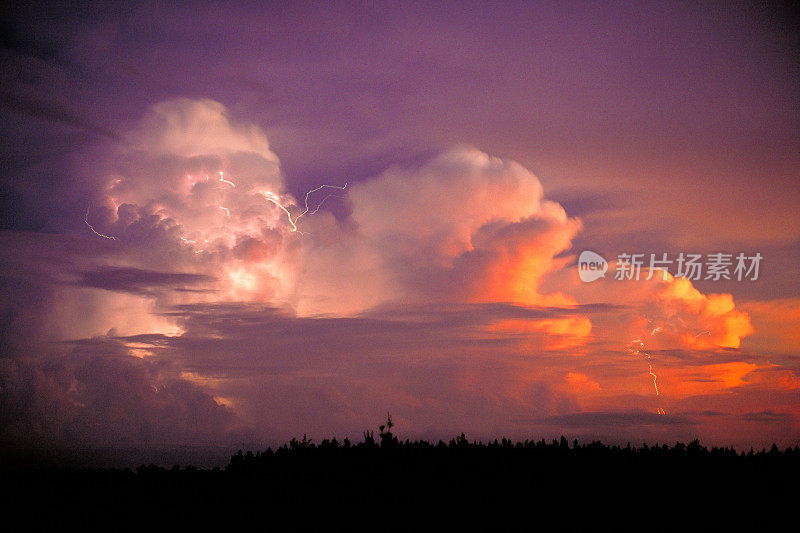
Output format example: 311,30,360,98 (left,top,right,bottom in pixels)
1,1,798,464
